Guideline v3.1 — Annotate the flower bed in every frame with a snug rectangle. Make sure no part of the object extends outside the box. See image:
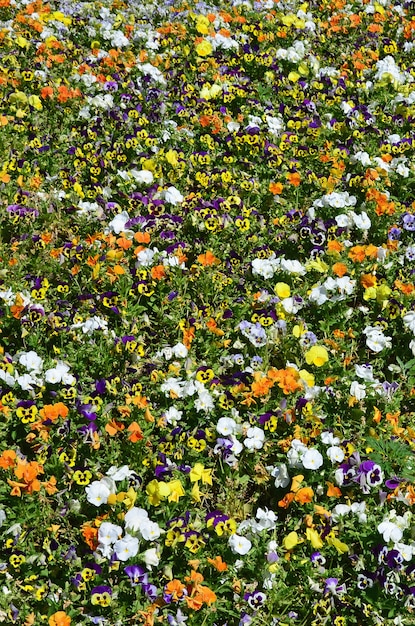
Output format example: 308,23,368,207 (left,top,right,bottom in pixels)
0,0,415,624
